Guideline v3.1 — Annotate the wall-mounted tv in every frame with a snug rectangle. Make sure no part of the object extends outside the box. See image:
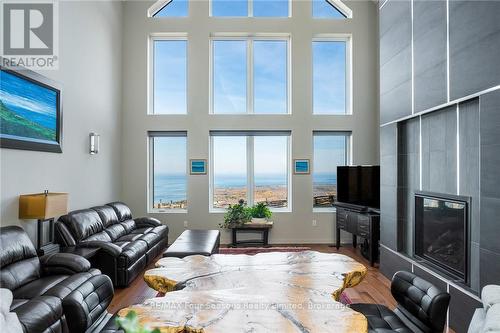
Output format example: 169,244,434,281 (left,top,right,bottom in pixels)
337,166,380,209
0,60,62,153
